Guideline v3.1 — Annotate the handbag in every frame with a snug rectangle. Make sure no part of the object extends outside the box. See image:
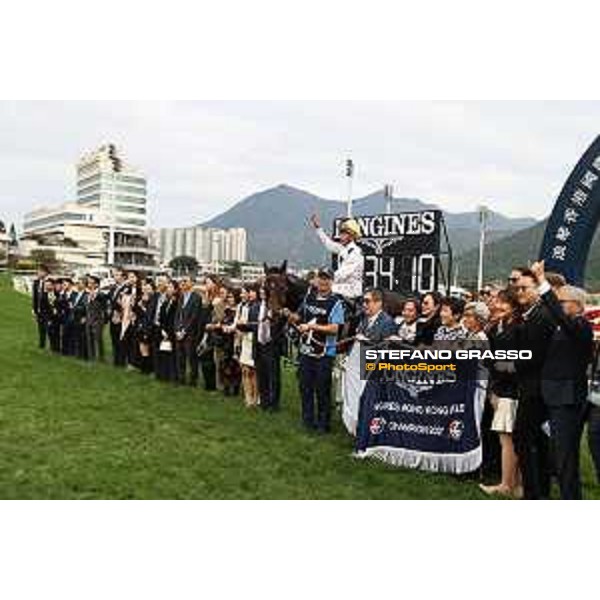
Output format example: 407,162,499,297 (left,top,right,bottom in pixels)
196,332,213,358
159,339,173,353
